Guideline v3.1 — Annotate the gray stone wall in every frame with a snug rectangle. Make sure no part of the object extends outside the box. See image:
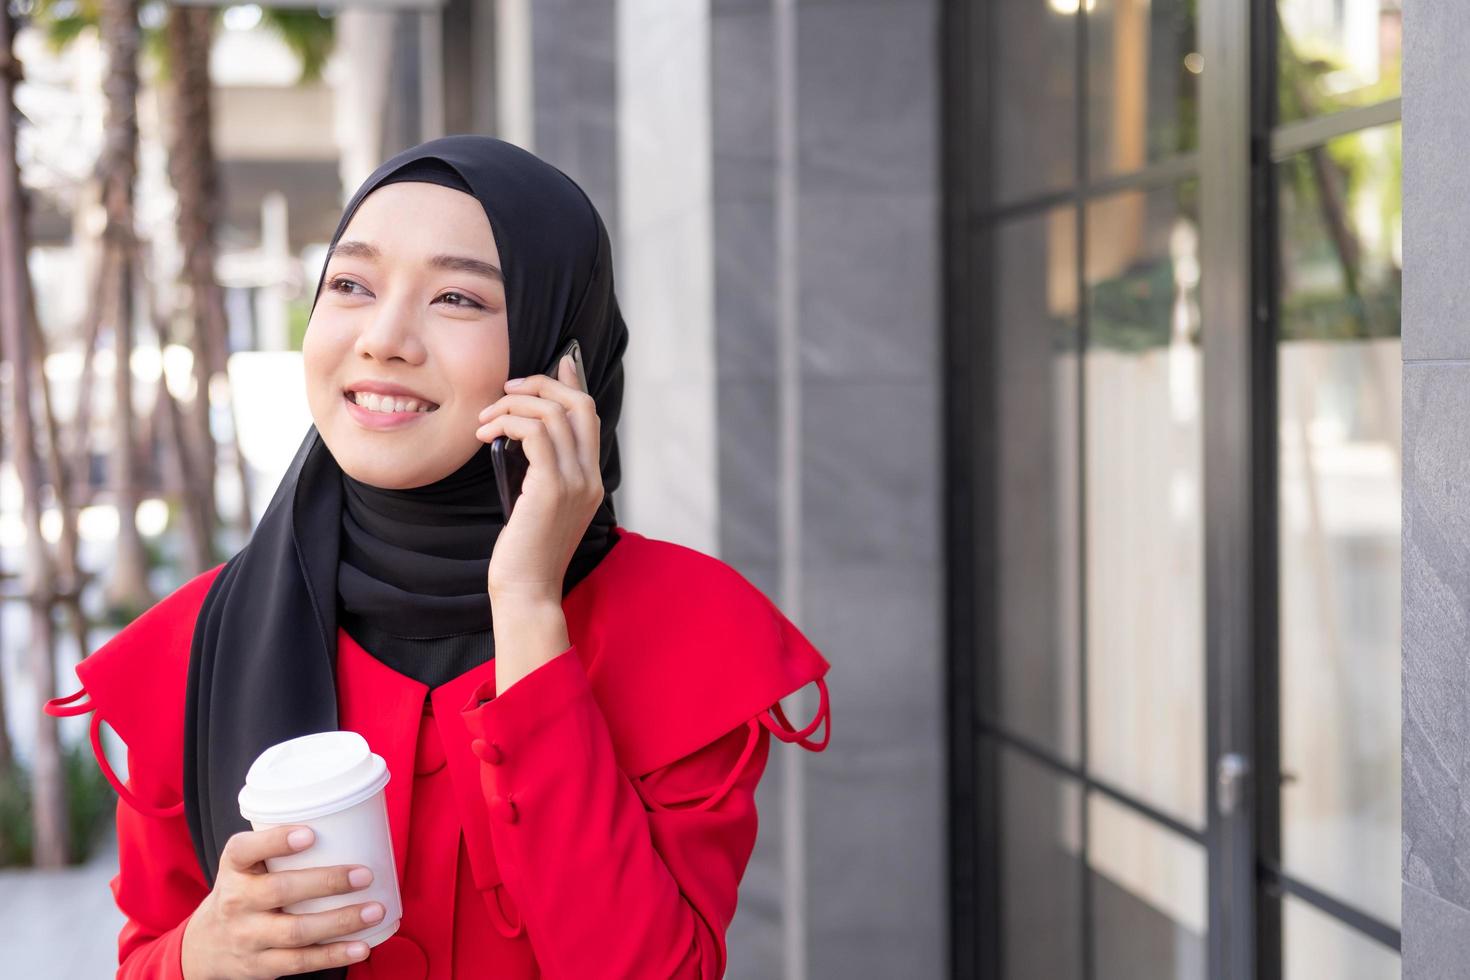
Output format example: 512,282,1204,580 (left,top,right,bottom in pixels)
1402,0,1470,974
524,2,946,975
